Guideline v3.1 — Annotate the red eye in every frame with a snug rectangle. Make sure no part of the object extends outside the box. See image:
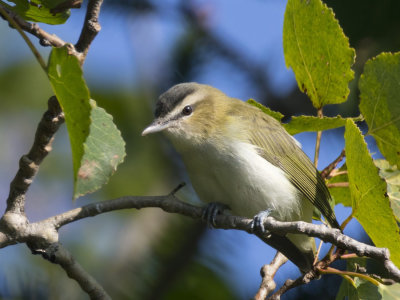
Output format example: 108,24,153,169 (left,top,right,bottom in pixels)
182,105,192,116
